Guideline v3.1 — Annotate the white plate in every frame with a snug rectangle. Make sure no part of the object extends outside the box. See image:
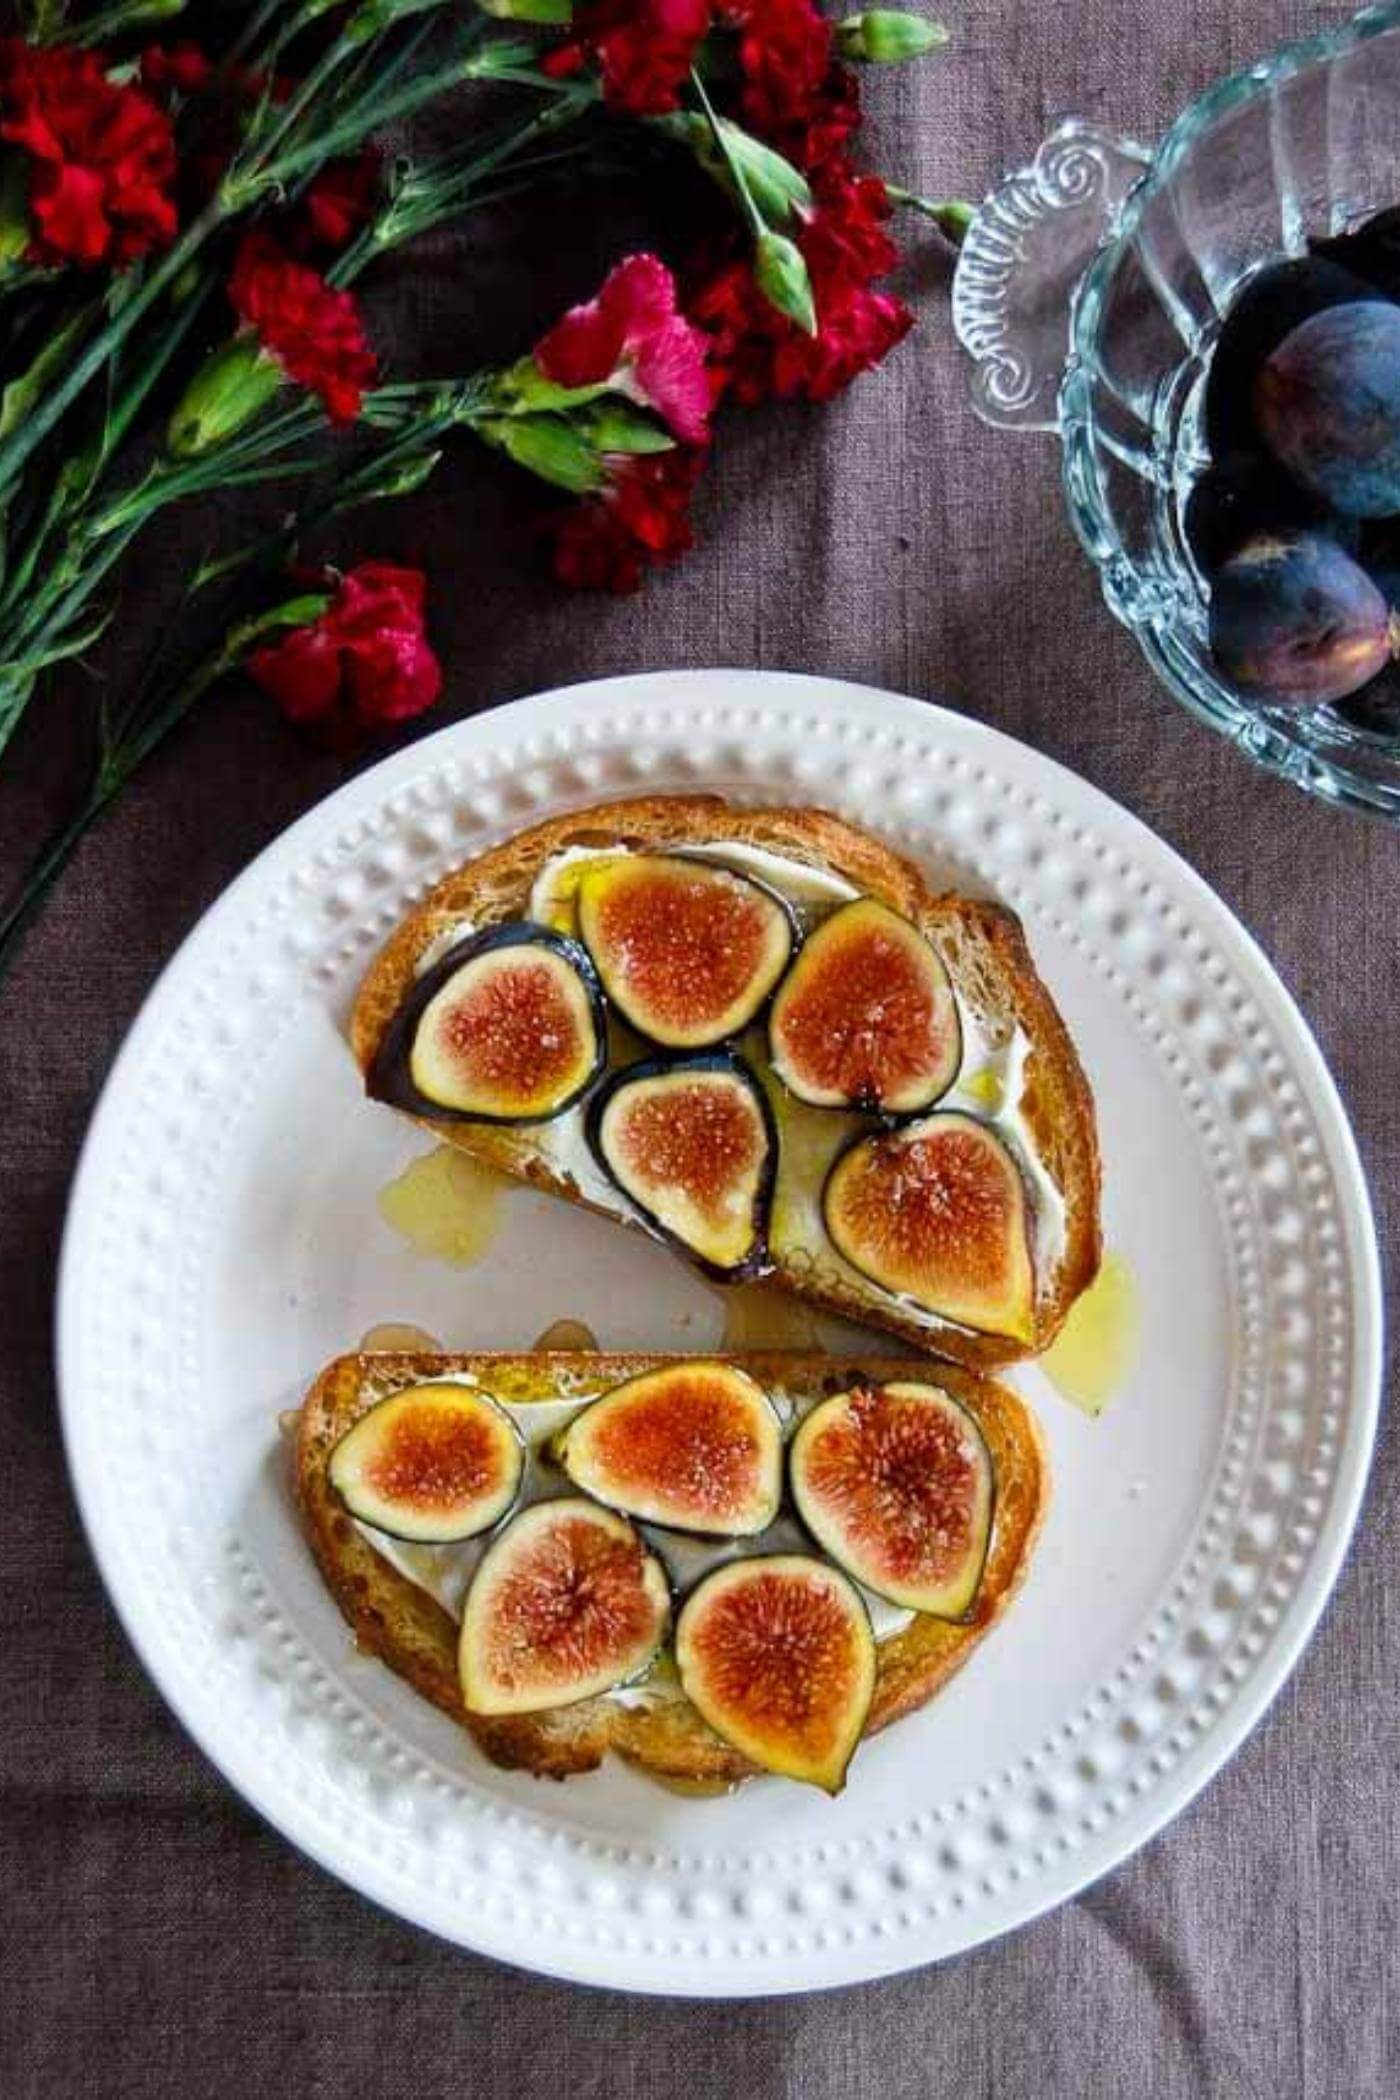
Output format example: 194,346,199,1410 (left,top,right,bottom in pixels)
58,672,1382,1996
